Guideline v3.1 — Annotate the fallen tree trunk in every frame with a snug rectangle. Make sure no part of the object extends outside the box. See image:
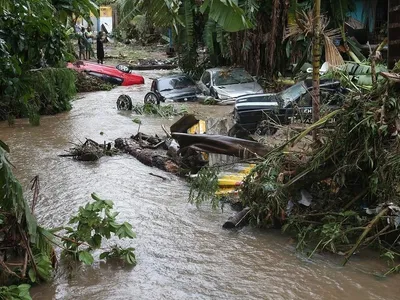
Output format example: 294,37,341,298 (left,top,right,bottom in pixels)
115,138,180,173
172,133,272,158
